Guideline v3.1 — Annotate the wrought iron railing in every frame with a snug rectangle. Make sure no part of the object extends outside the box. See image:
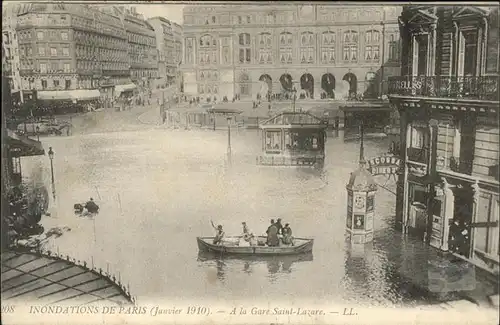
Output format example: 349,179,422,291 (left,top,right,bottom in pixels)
388,75,499,101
